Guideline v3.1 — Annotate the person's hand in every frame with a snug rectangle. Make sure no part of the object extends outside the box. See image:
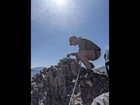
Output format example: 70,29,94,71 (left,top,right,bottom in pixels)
67,53,71,57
